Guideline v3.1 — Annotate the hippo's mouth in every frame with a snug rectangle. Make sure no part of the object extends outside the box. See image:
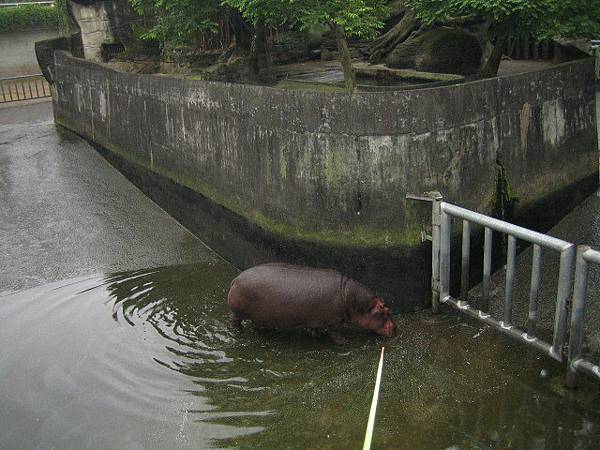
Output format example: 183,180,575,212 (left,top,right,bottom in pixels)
380,319,395,337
